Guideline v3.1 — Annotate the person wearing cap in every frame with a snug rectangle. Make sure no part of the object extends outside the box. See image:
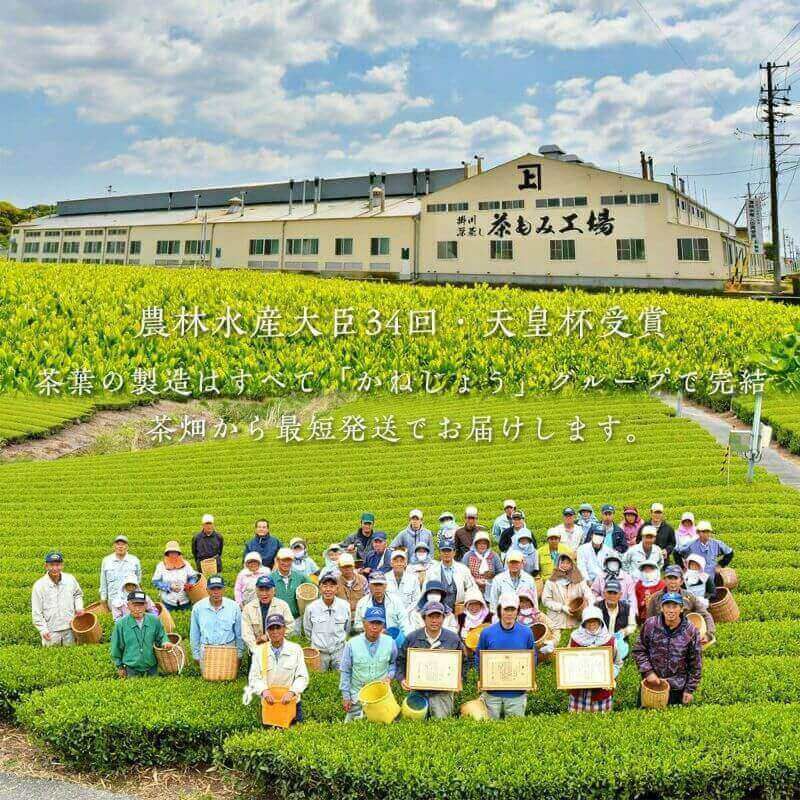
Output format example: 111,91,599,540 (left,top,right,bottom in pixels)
335,553,369,614
436,511,459,551
567,606,623,712
398,601,468,718
339,606,398,721
289,538,319,578
634,560,665,621
271,548,312,633
681,554,716,606
384,550,421,612
633,592,702,706
151,541,198,611
321,543,343,578
425,541,475,610
623,525,664,580
353,572,409,637
538,527,575,581
111,574,159,621
621,506,644,548
595,578,636,655
461,530,503,601
362,531,393,577
99,535,141,607
192,513,224,574
646,566,716,639
553,507,584,554
190,574,243,666
489,551,538,610
676,512,698,550
390,509,434,555
577,524,615,584
641,503,676,558
576,503,599,540
499,510,537,556
491,500,517,546
234,552,271,607
675,520,734,577
509,526,539,577
475,592,537,719
340,513,384,564
592,504,628,554
409,540,434,585
246,614,309,724
590,552,637,615
303,572,351,670
242,575,294,651
454,505,487,561
541,552,594,636
407,580,460,634
110,590,171,678
32,552,85,646
241,519,282,570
